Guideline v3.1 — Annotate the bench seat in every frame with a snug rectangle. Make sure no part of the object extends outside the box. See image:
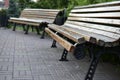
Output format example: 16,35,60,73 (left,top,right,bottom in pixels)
47,23,120,47
45,1,120,80
8,8,61,36
9,9,60,23
9,17,52,26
